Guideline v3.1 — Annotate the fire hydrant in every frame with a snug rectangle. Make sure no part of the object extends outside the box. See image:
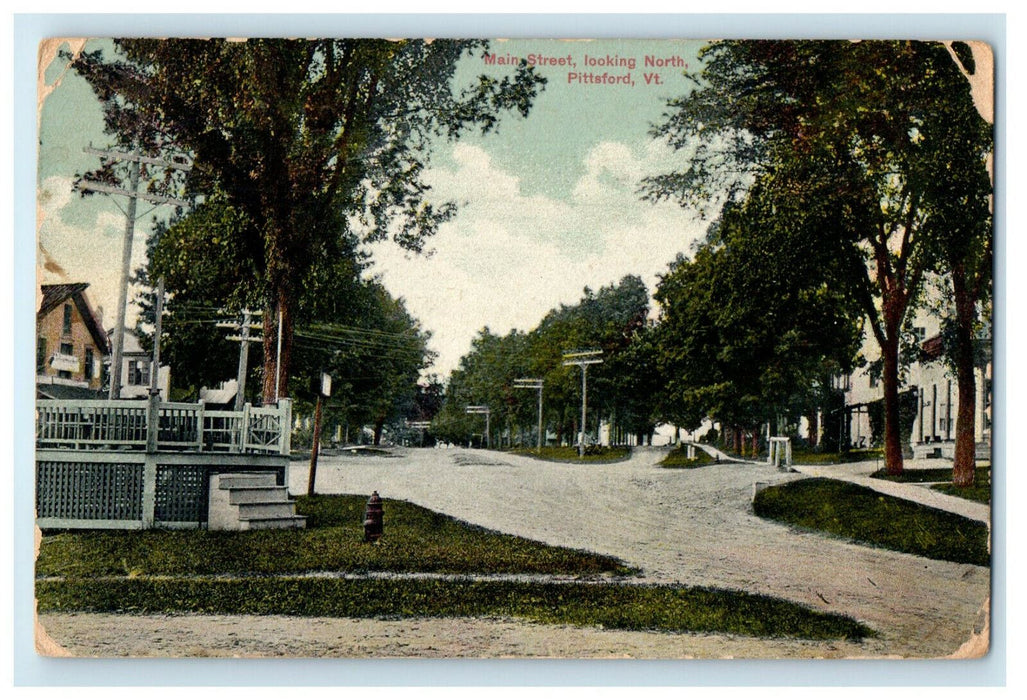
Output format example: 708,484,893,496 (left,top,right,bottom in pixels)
363,491,384,543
